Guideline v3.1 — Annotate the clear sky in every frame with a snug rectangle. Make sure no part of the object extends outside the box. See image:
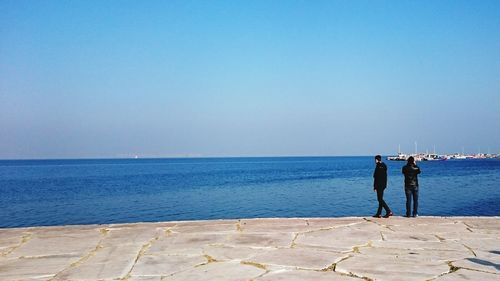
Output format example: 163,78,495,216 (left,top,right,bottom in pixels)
1,0,499,159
